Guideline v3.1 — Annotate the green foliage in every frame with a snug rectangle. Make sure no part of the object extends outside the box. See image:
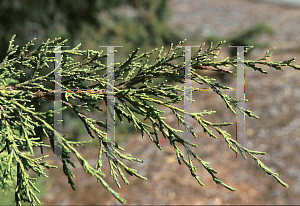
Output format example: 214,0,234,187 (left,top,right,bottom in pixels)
1,35,299,205
0,152,48,206
0,151,17,204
